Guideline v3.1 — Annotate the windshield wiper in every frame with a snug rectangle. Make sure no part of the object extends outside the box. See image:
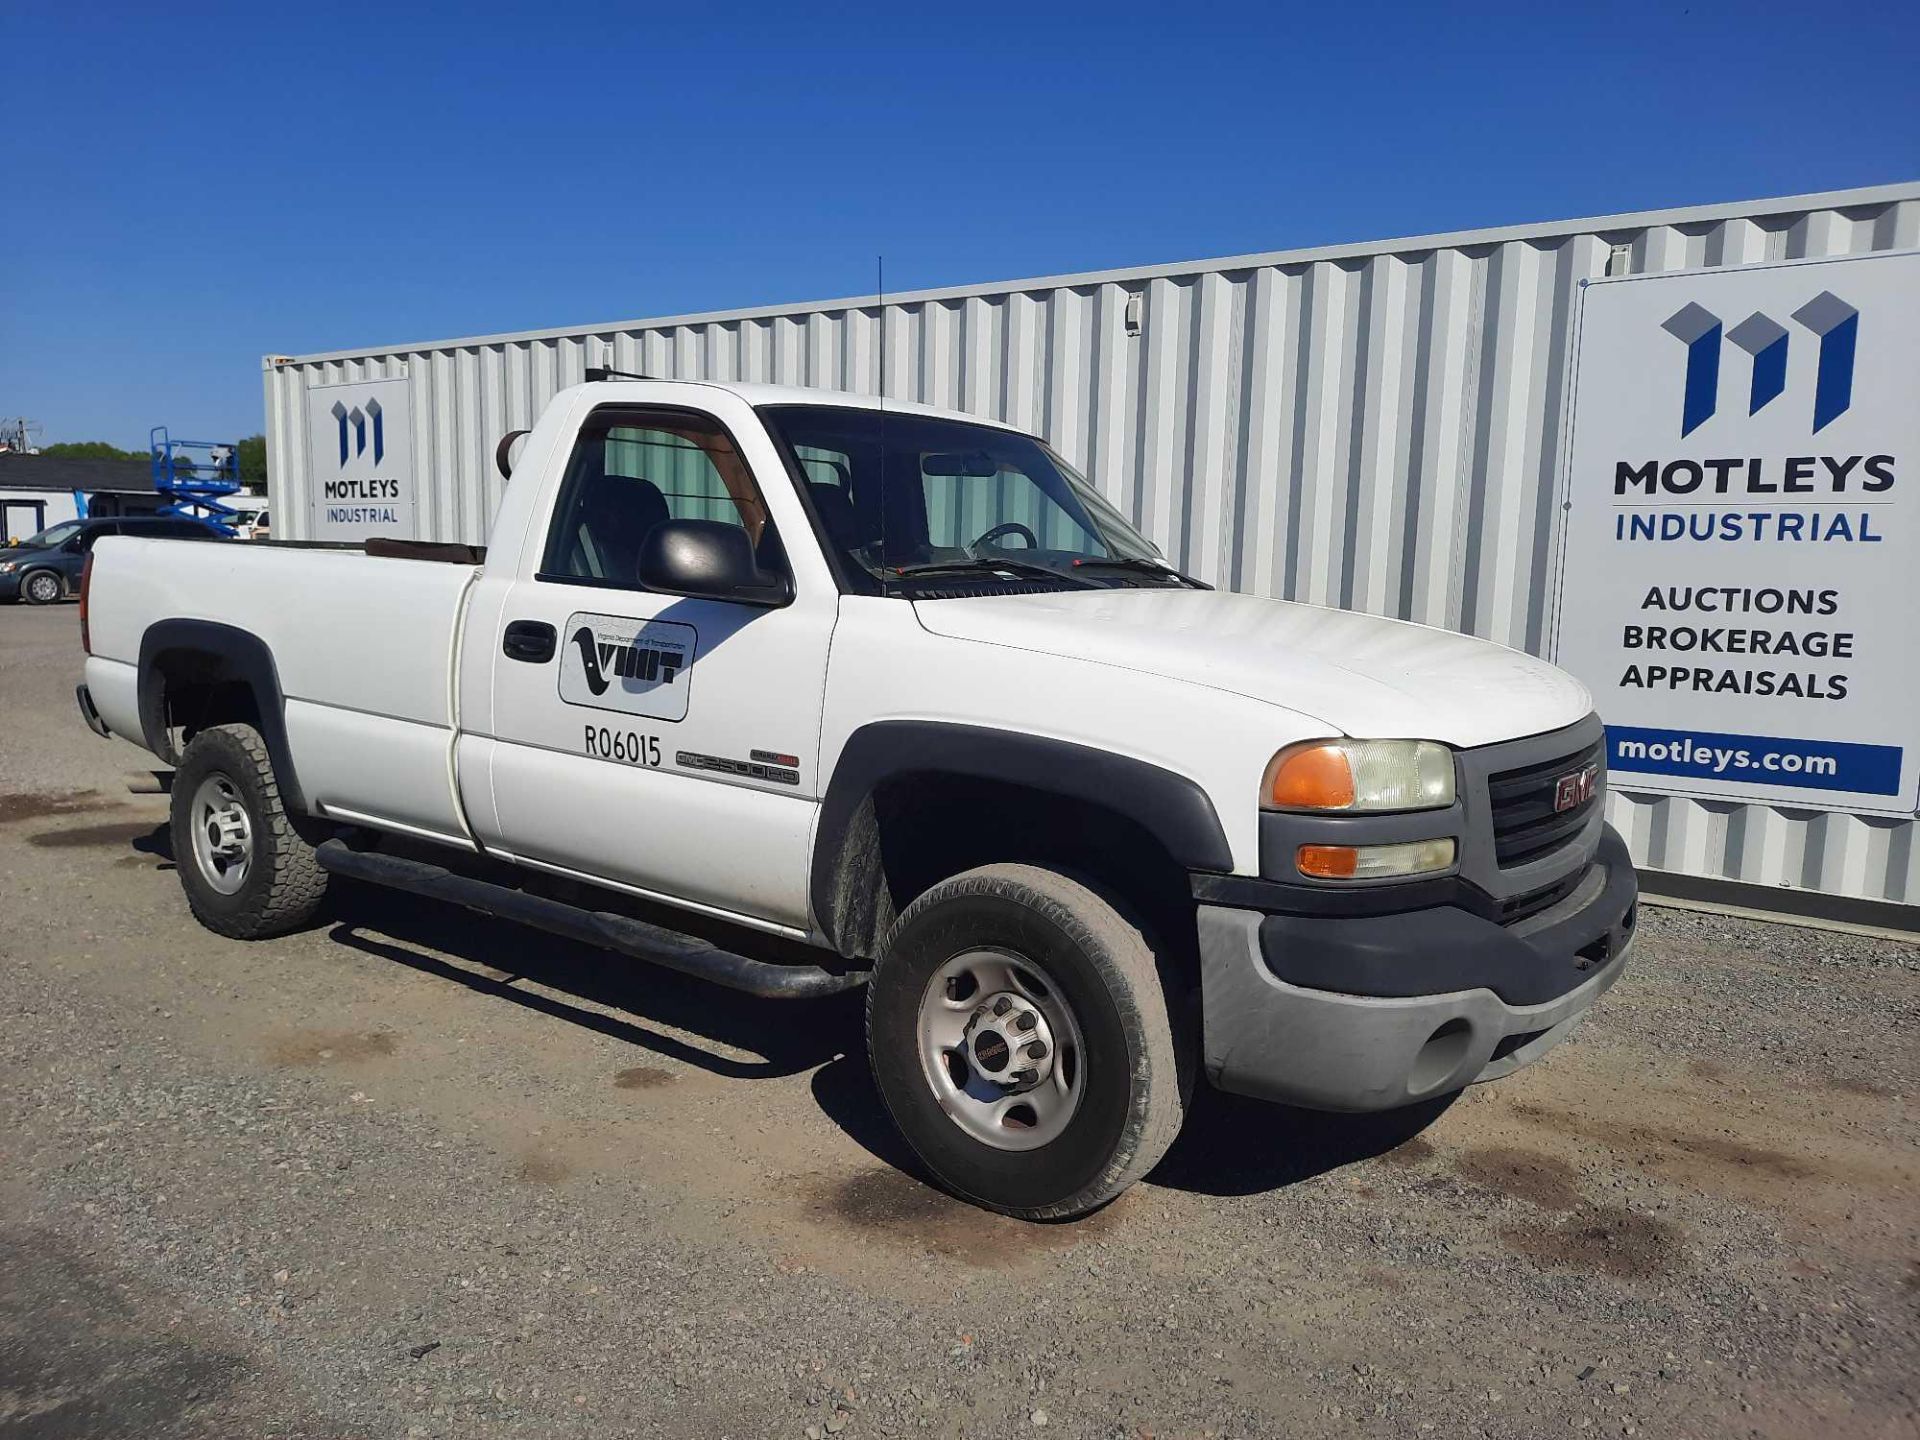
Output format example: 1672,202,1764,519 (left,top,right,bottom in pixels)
888,557,1097,588
1069,556,1211,589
